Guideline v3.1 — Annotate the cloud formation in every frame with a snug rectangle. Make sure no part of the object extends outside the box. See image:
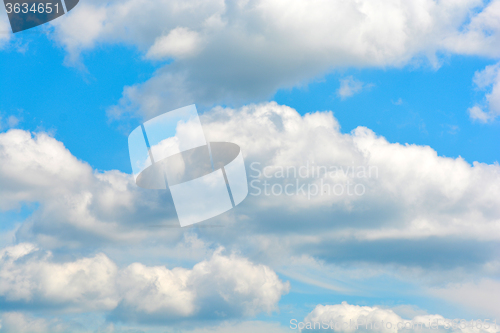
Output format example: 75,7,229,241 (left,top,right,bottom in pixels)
0,11,10,48
337,76,371,99
0,243,118,312
0,312,77,333
46,0,500,117
0,243,288,323
0,129,179,248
